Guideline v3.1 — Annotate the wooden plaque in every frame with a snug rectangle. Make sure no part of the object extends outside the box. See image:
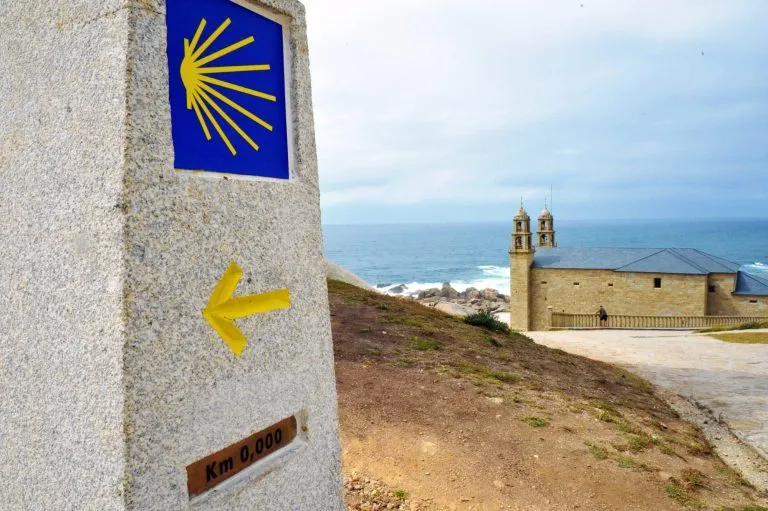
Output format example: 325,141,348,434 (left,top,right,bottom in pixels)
186,416,298,498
